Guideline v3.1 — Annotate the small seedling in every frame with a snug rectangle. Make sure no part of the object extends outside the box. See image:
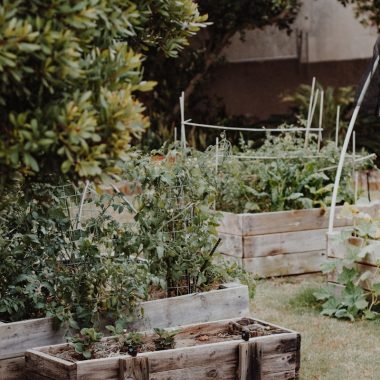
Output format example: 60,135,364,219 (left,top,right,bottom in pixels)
106,322,143,354
153,328,179,351
68,328,103,360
